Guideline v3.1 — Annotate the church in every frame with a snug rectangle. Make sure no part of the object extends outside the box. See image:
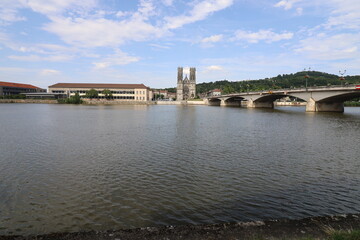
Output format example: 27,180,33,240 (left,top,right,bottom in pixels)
176,67,196,100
